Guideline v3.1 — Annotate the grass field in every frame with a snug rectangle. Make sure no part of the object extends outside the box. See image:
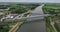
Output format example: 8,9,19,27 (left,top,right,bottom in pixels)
43,5,60,9
43,4,60,32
